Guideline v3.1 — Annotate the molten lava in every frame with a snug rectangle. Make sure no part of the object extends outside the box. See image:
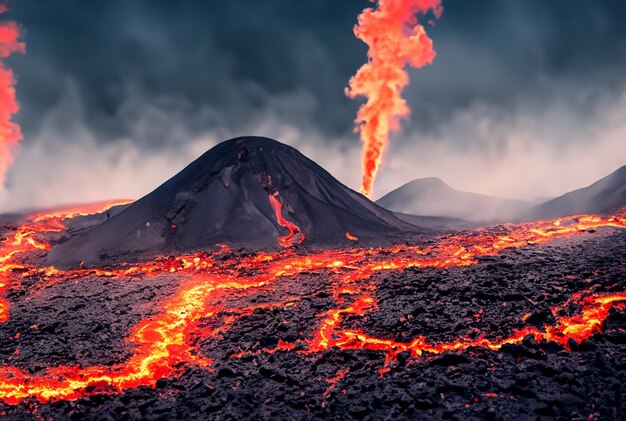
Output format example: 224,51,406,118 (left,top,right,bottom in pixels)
268,193,305,247
0,199,132,322
0,6,25,186
0,199,624,404
347,0,442,197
